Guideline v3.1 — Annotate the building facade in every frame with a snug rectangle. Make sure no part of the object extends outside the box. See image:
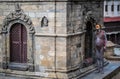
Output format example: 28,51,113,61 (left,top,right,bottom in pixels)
0,0,103,79
104,0,120,45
